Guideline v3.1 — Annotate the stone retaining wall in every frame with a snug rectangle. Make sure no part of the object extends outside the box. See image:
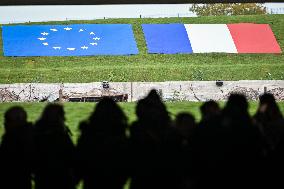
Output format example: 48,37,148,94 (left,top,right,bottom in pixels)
0,80,283,102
